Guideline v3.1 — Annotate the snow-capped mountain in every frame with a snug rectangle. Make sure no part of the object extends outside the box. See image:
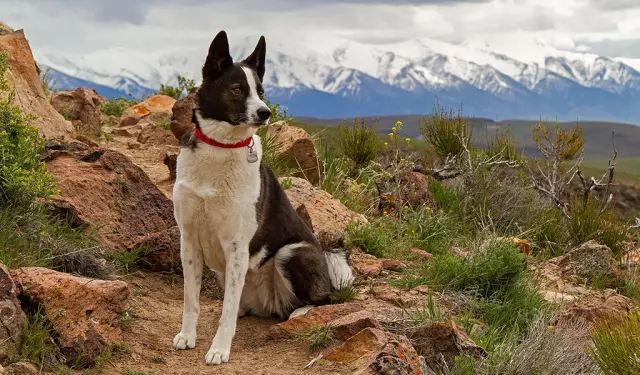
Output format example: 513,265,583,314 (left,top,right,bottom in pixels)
35,34,640,123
